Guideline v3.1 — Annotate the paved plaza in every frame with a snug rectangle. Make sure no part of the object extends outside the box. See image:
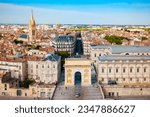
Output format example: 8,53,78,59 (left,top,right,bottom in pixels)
52,84,104,100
